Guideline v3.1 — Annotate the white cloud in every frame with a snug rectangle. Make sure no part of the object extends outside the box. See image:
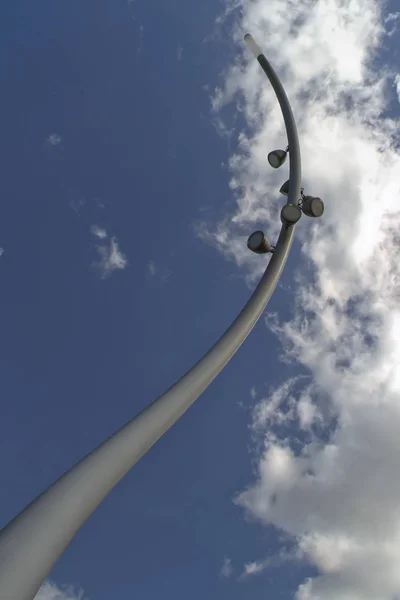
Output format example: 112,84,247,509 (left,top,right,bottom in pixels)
297,393,317,430
147,260,156,277
241,559,267,577
46,133,62,146
239,549,295,580
220,556,233,578
394,74,400,104
91,225,108,239
177,45,183,61
68,194,86,214
90,225,128,278
34,580,86,600
384,12,400,37
210,0,400,598
0,248,4,257
146,260,171,285
94,237,128,279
